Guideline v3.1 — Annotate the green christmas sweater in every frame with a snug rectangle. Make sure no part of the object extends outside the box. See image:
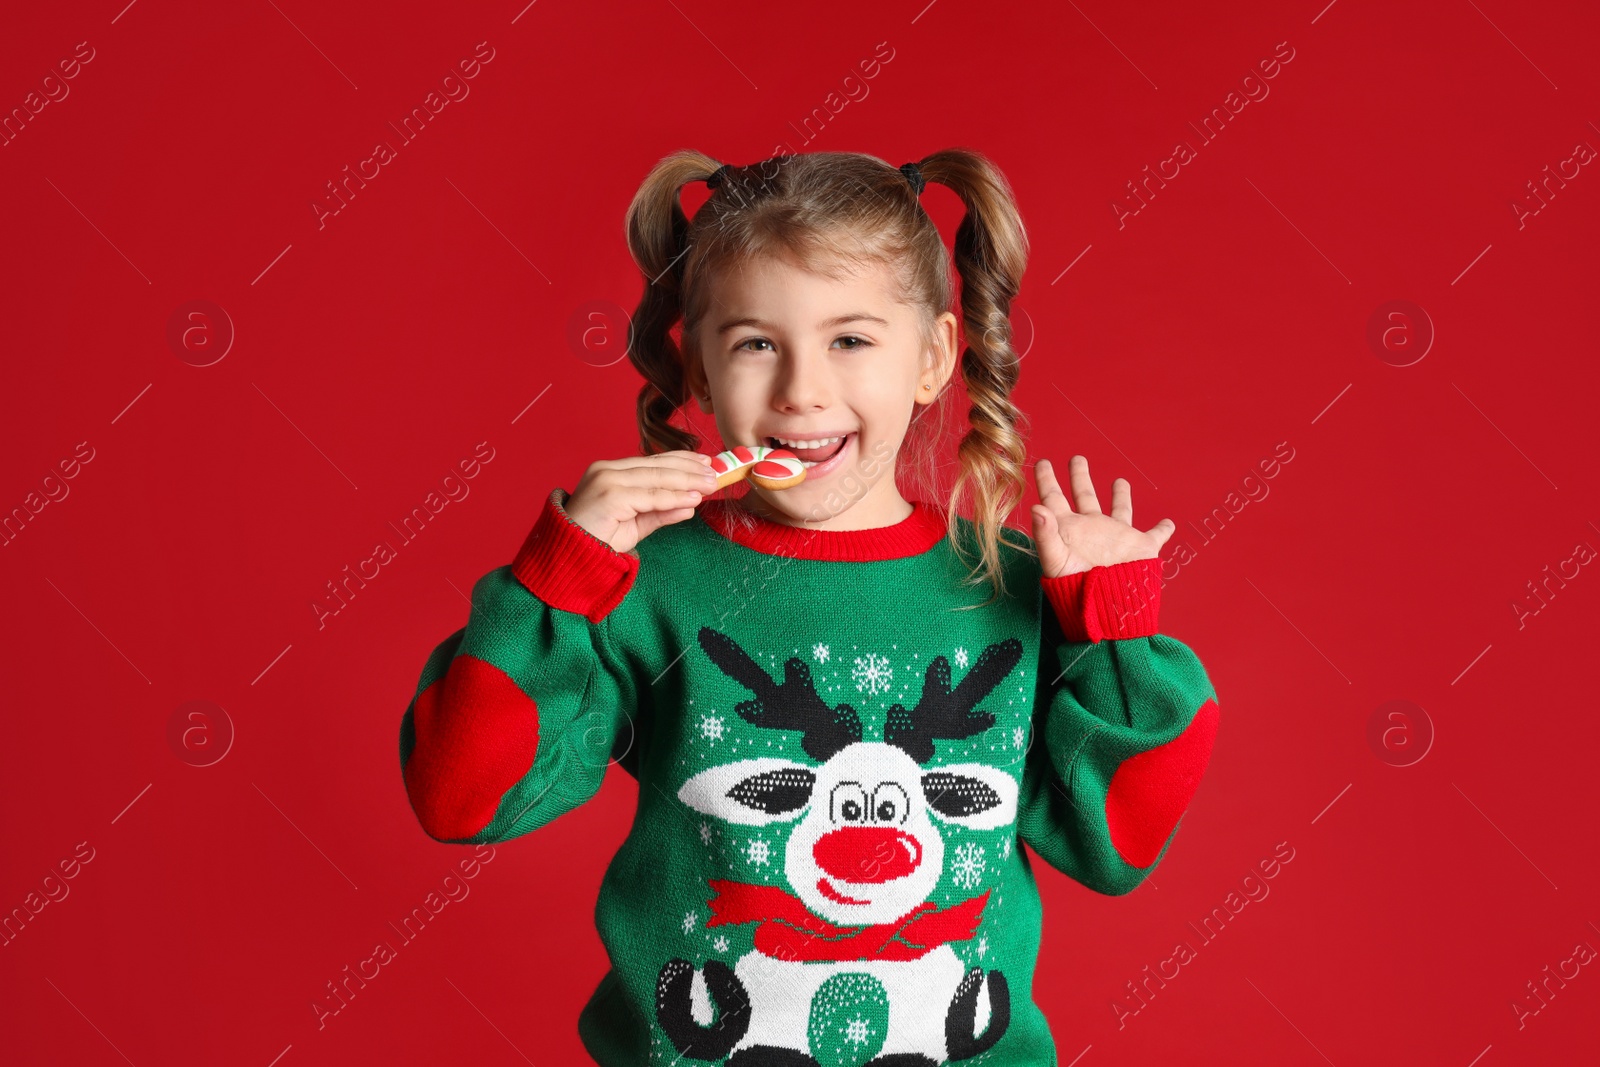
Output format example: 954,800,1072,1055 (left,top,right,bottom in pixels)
400,488,1220,1066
